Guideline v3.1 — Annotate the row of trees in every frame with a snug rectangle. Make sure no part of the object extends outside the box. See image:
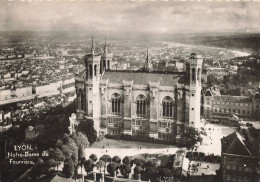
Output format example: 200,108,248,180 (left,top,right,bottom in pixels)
31,100,98,180
1,100,99,181
29,132,89,180
81,154,174,182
